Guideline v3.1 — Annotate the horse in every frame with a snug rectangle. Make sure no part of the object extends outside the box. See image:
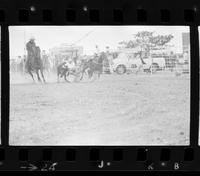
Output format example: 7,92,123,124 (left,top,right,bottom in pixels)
80,52,107,80
25,47,46,82
57,53,107,83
